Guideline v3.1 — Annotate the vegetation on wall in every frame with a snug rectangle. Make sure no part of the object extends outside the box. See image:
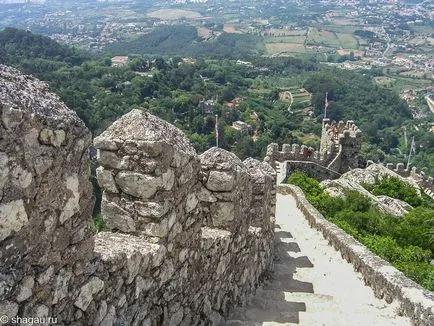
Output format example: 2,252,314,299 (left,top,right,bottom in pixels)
287,172,434,291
